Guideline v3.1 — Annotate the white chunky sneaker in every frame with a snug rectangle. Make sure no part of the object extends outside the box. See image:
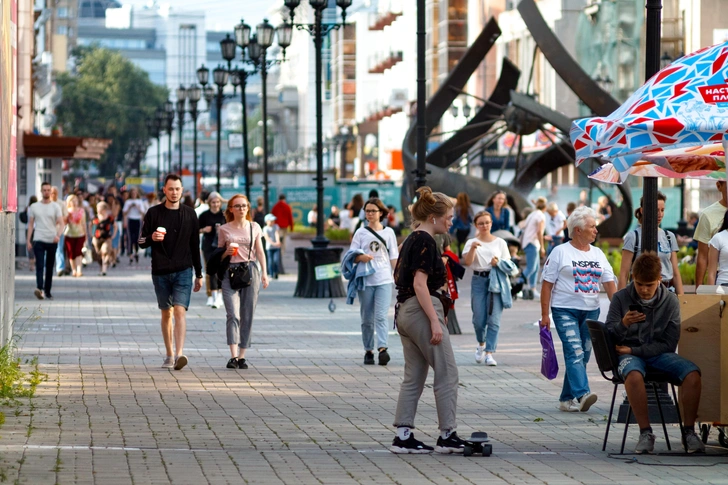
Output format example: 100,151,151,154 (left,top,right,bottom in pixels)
475,347,486,364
